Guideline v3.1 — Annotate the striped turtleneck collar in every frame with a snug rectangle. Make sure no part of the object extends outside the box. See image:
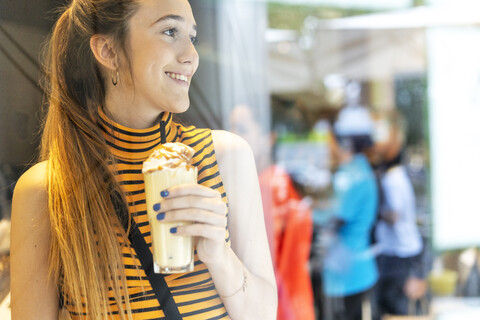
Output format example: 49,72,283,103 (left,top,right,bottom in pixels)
98,108,178,161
